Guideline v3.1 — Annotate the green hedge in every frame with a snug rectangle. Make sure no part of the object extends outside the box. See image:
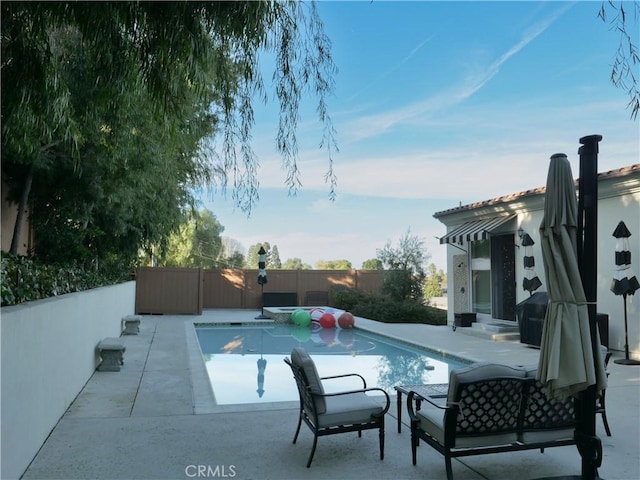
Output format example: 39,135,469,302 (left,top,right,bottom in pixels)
1,253,131,307
332,287,447,325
